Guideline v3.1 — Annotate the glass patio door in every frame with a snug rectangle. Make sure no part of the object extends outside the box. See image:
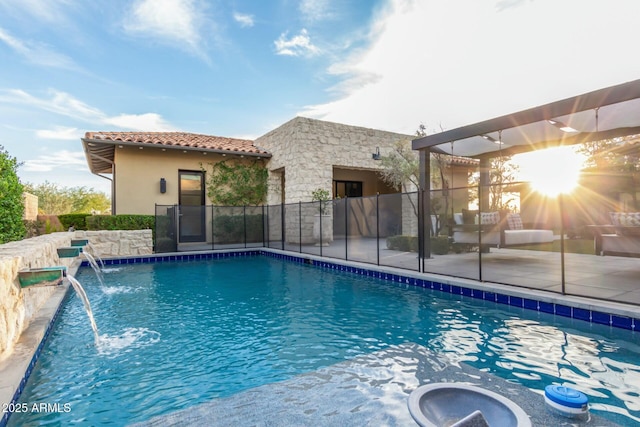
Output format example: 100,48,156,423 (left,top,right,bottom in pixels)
178,170,206,242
